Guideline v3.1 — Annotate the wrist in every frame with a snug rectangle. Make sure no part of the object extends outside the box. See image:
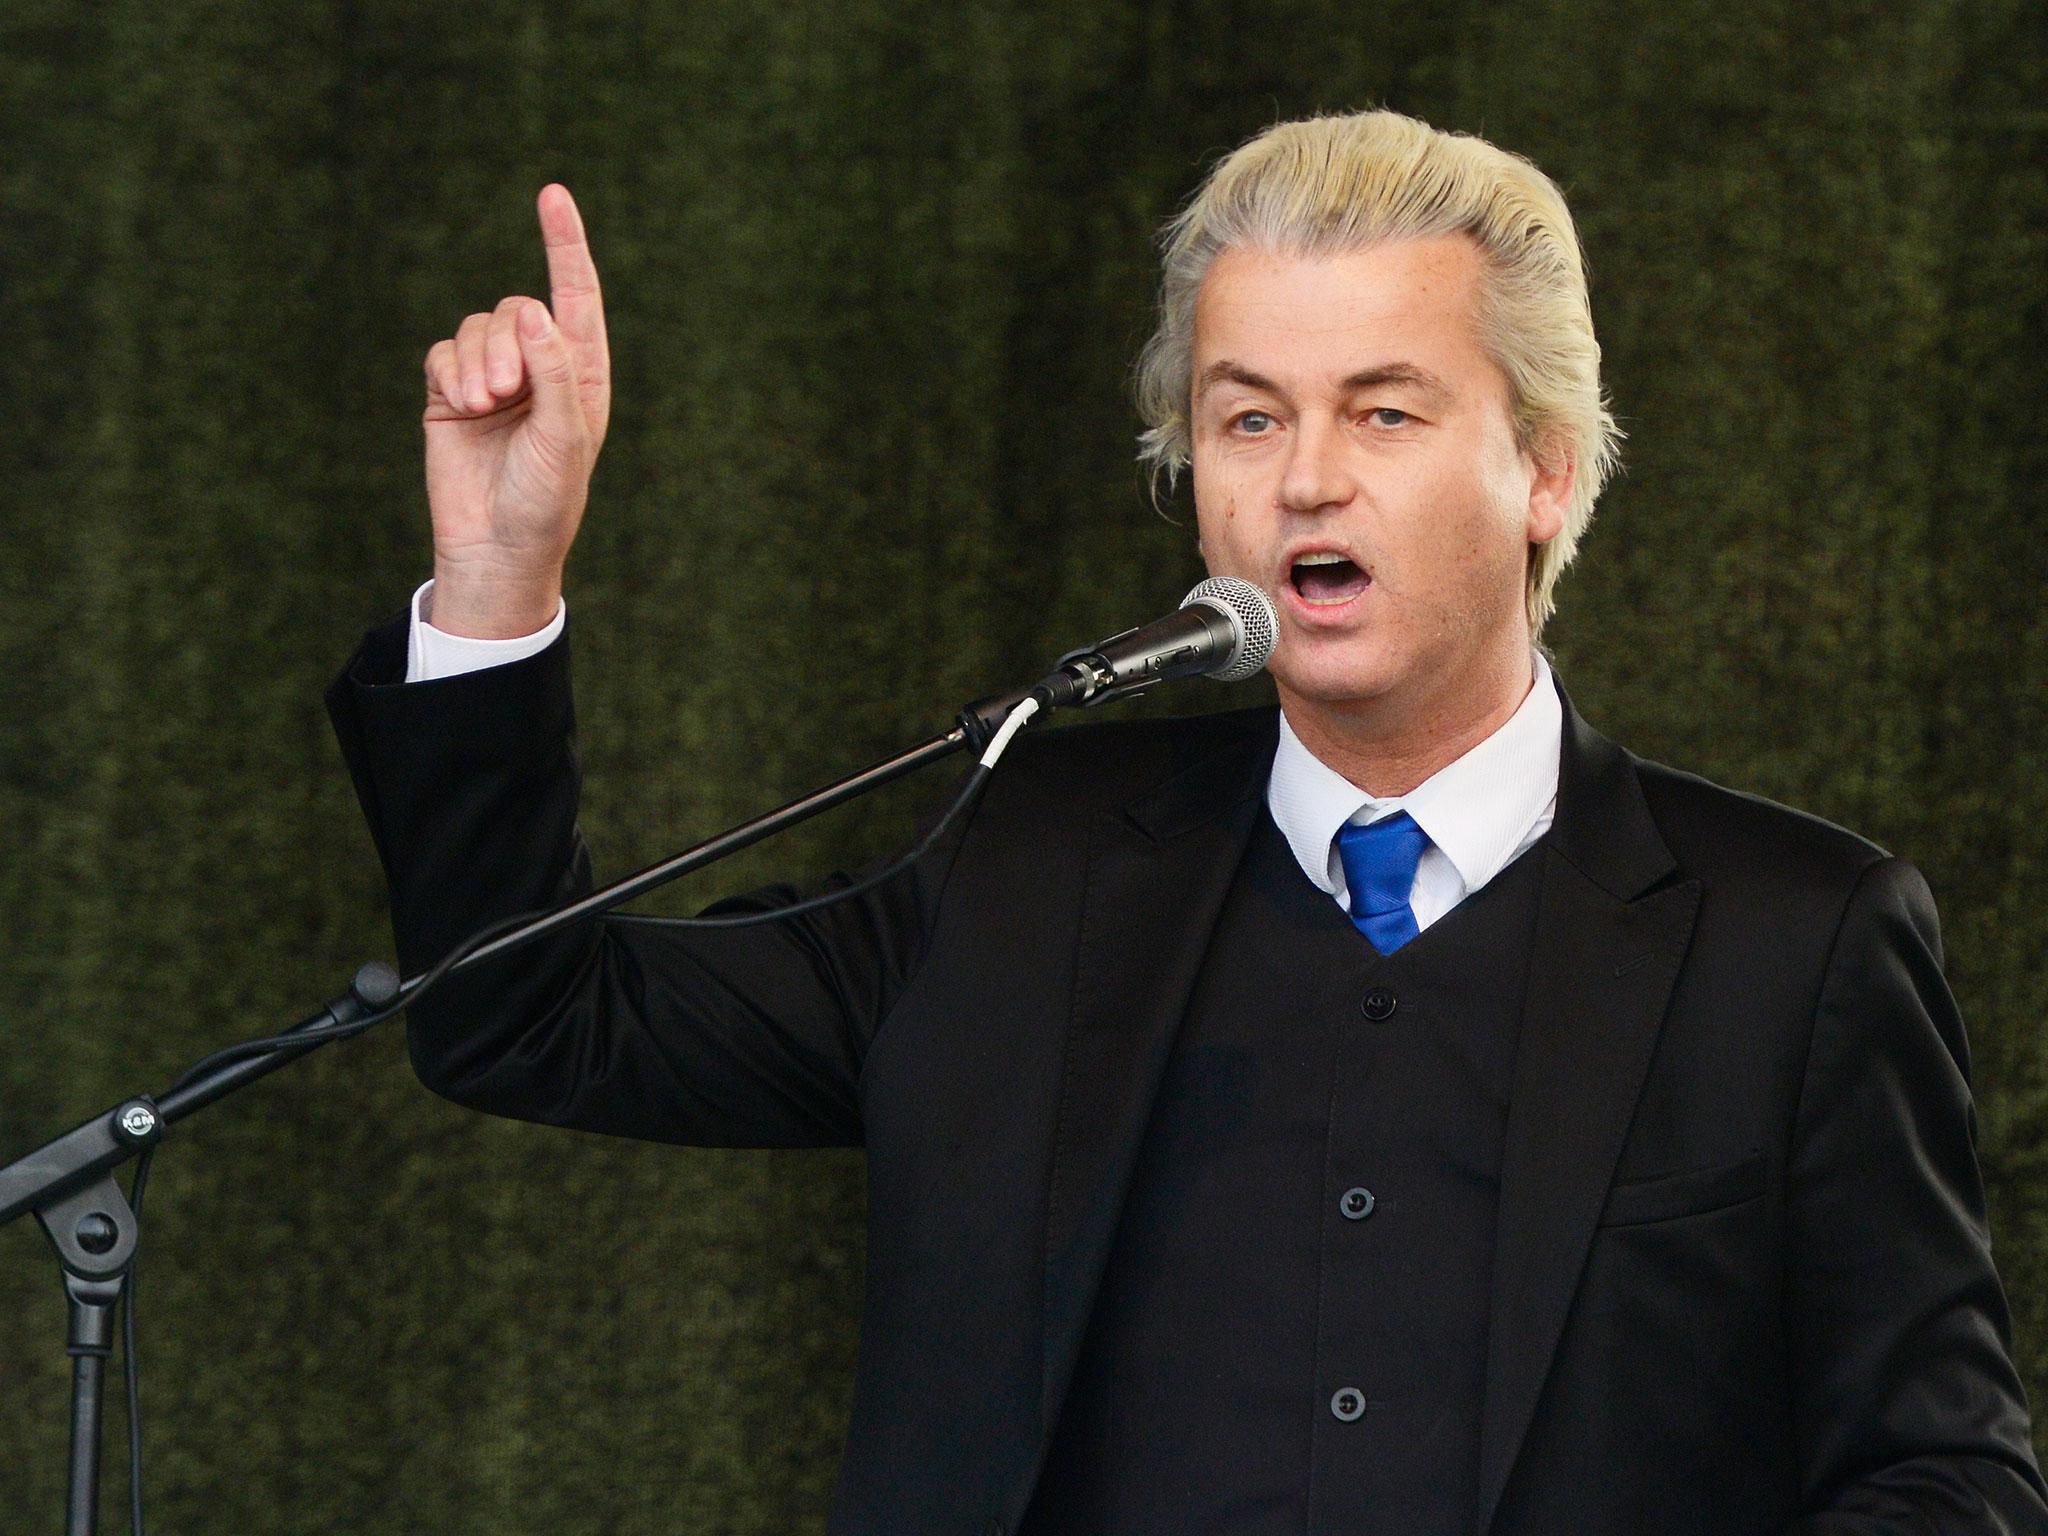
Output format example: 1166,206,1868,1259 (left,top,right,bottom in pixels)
426,559,564,640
